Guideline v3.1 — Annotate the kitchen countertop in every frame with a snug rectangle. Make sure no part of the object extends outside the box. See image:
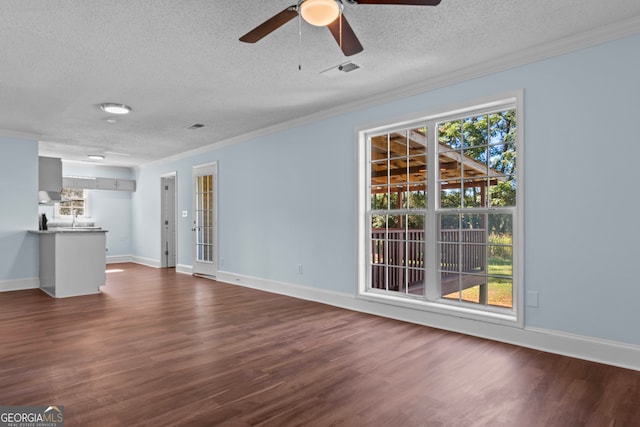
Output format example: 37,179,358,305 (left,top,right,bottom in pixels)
29,228,108,234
